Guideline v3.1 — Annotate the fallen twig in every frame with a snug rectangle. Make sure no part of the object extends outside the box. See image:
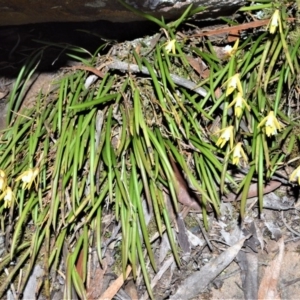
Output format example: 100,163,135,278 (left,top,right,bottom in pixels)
191,18,295,38
106,59,208,97
169,235,251,300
